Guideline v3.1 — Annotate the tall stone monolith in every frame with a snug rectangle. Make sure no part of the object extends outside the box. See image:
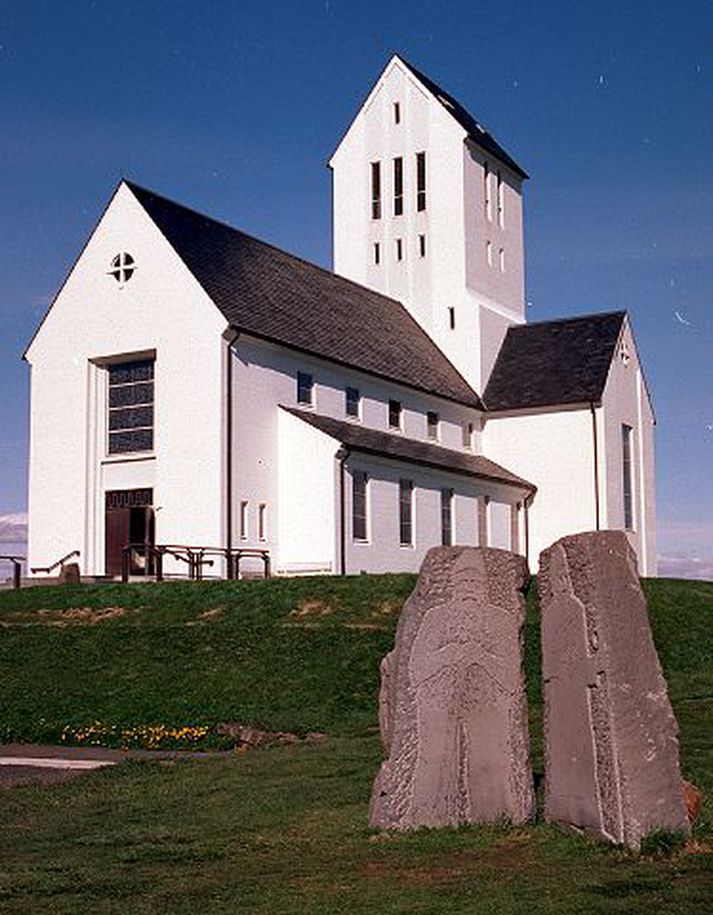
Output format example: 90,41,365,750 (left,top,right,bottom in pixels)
539,531,690,849
369,546,534,830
